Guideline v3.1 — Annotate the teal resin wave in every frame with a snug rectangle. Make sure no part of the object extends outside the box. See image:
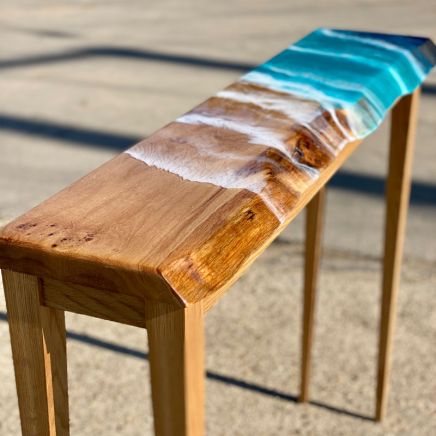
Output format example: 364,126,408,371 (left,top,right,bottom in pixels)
243,28,436,139
126,29,435,222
